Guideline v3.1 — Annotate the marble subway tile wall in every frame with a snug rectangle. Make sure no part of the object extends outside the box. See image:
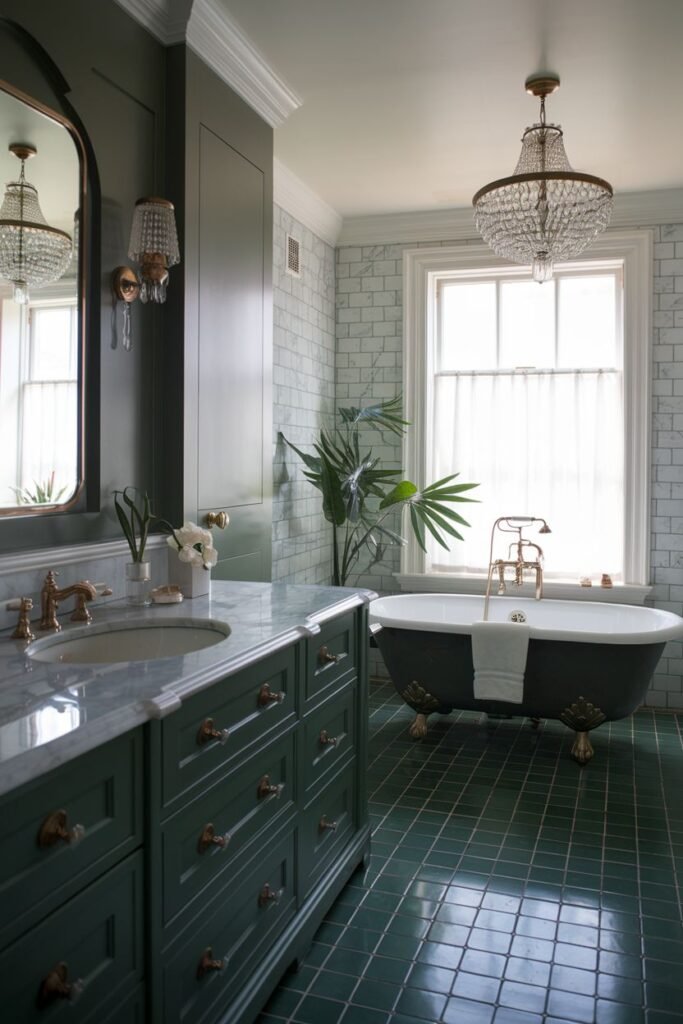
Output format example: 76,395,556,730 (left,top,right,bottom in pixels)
337,229,683,707
272,206,336,584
